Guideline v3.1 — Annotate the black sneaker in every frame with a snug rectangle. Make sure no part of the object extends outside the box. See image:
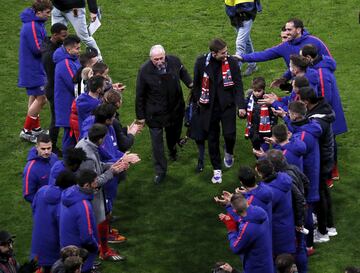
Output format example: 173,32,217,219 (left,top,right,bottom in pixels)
32,128,49,136
19,129,37,143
